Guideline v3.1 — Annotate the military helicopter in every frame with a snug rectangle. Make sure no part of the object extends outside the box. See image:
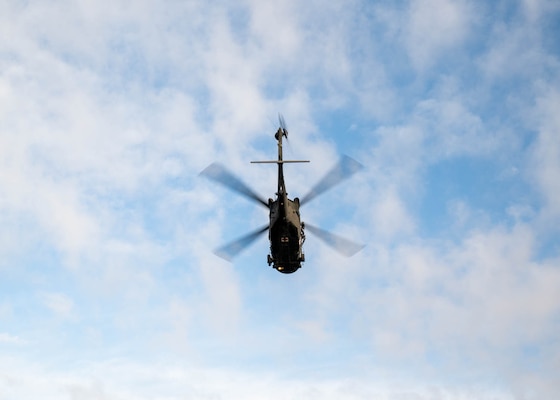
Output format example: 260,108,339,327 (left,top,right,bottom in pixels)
200,115,364,274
